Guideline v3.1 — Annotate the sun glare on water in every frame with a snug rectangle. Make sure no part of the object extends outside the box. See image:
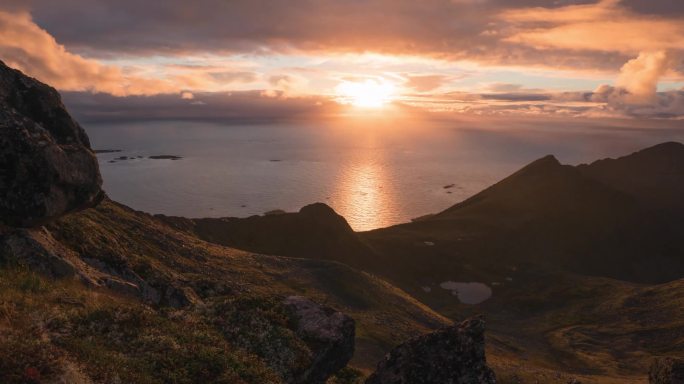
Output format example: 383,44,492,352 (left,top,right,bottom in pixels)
335,79,397,108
